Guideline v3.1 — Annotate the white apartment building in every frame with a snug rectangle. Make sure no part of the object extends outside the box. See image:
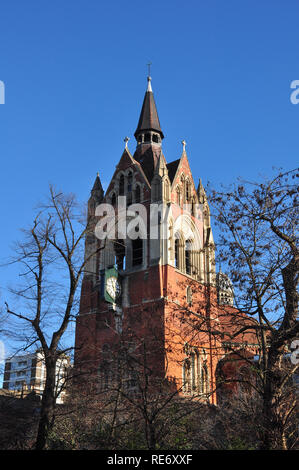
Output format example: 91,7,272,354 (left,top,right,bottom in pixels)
3,350,70,404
